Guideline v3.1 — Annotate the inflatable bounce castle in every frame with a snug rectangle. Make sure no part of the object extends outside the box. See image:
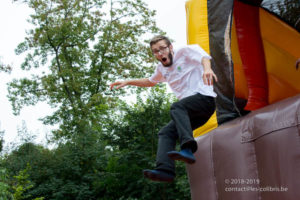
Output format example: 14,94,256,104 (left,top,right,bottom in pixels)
185,0,300,199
